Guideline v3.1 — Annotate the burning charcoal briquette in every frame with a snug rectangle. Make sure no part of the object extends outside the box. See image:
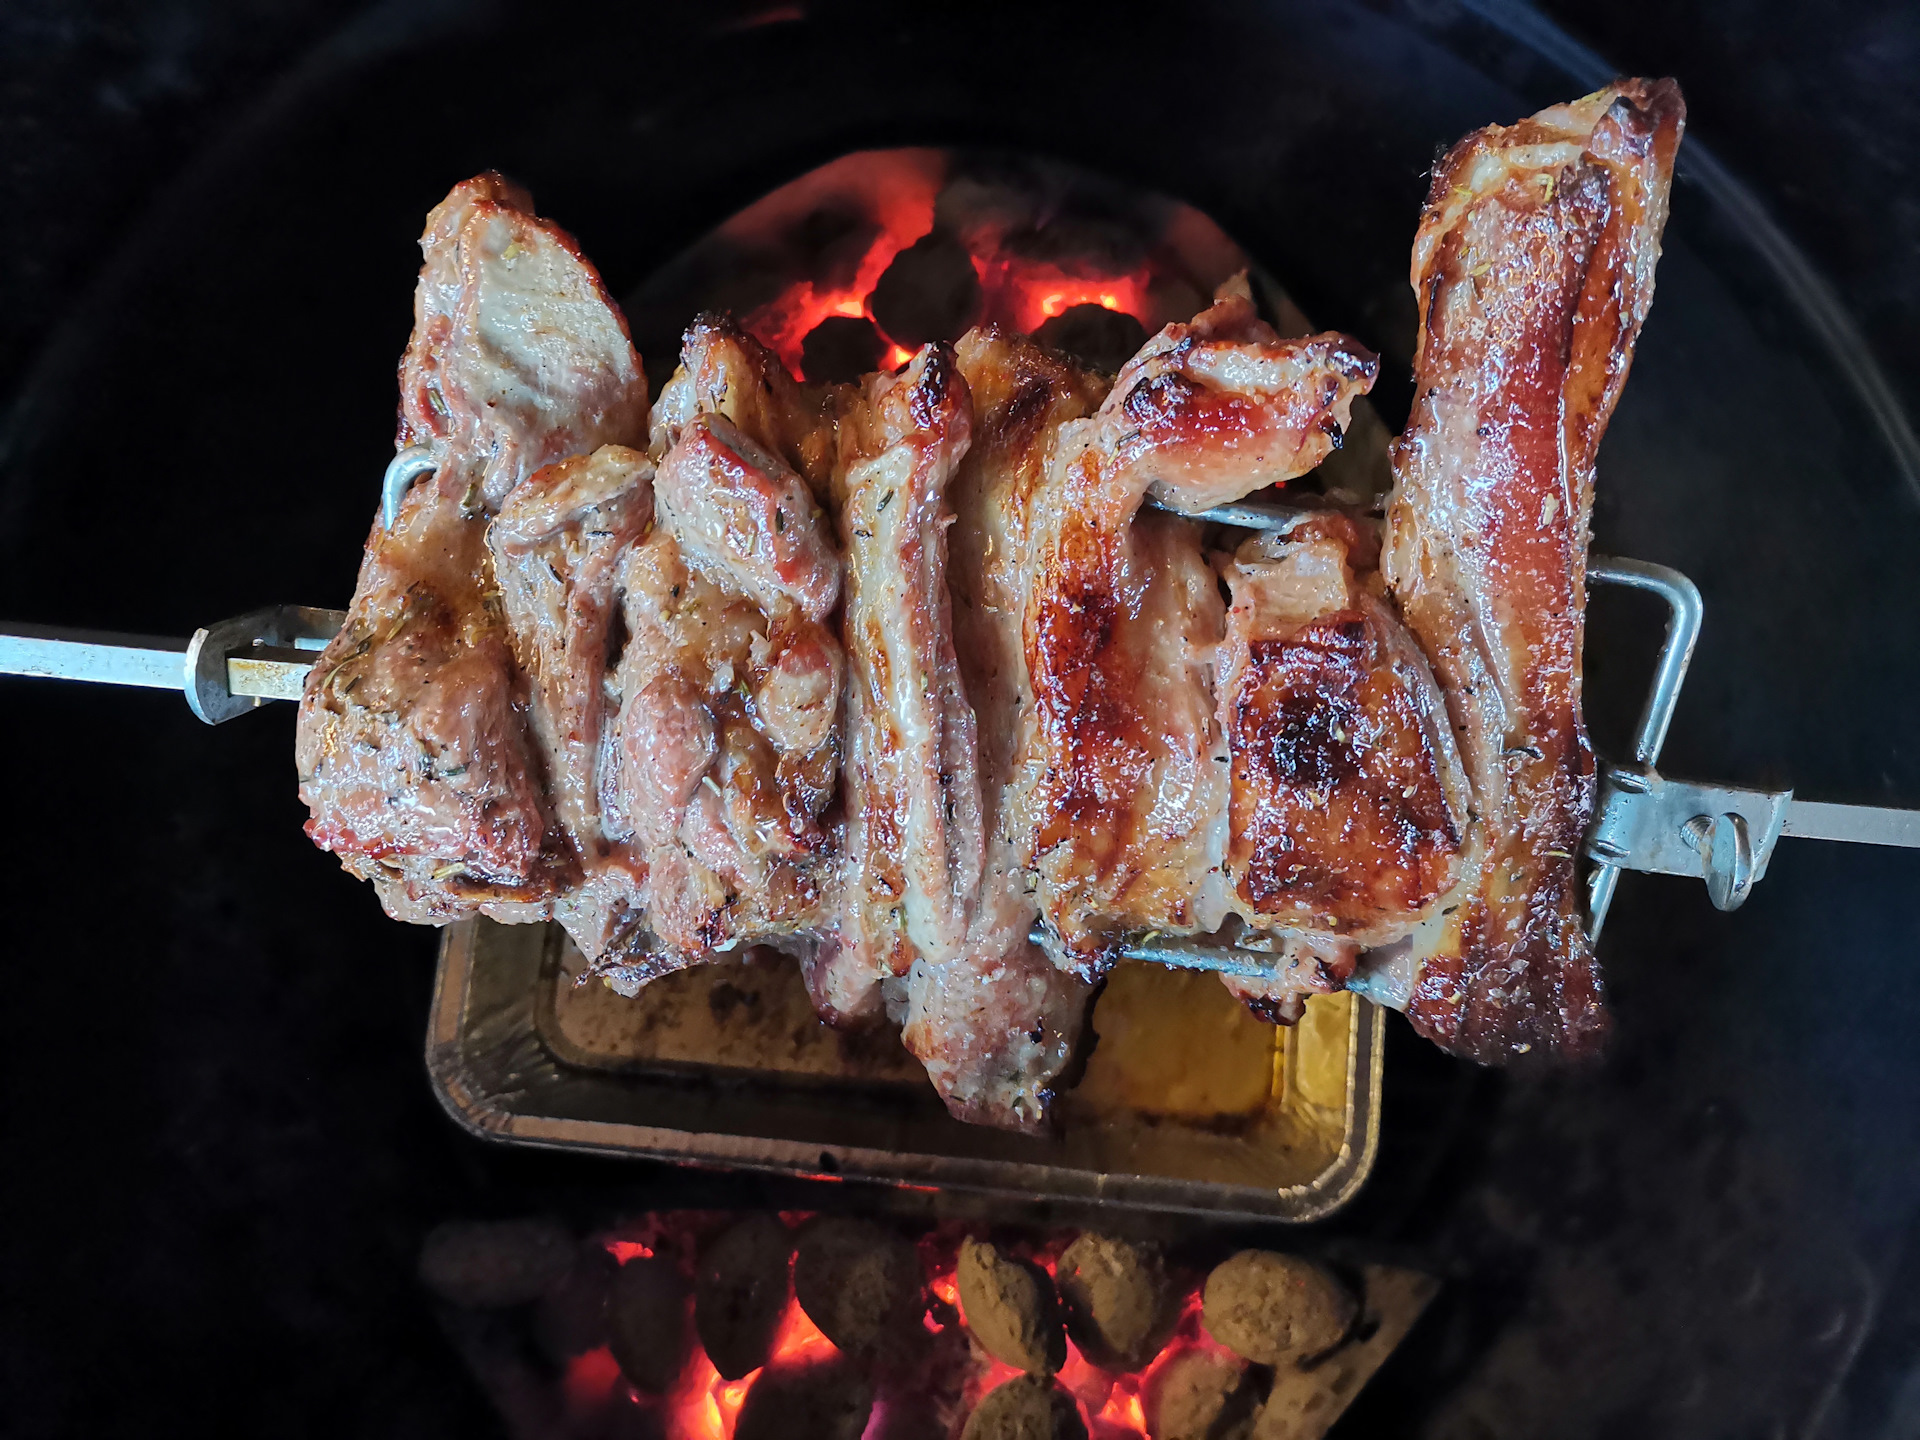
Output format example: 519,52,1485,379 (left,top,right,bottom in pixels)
1201,1252,1356,1367
734,1359,874,1440
417,1218,573,1309
532,1240,619,1362
1054,1232,1175,1371
793,1217,926,1363
1144,1350,1255,1440
606,1255,692,1394
801,315,886,384
961,1374,1088,1440
957,1236,1065,1375
696,1214,794,1380
1030,303,1149,375
868,229,983,348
